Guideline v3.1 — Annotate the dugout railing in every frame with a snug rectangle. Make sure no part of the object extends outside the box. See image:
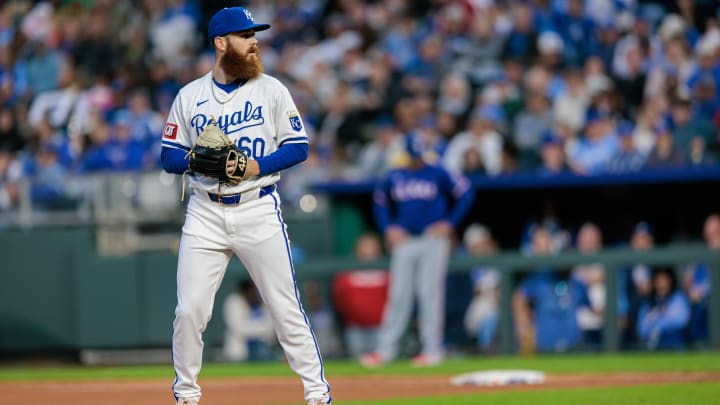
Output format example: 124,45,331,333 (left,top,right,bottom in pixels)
0,226,718,356
291,245,720,354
